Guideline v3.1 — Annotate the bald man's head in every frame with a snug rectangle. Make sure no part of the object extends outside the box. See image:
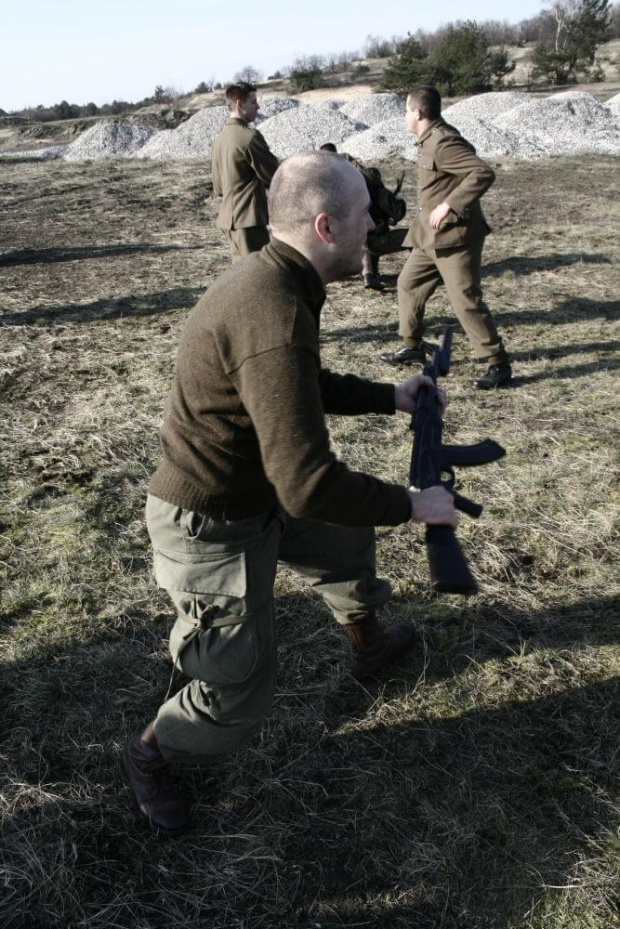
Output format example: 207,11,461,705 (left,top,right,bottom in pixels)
269,151,365,236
